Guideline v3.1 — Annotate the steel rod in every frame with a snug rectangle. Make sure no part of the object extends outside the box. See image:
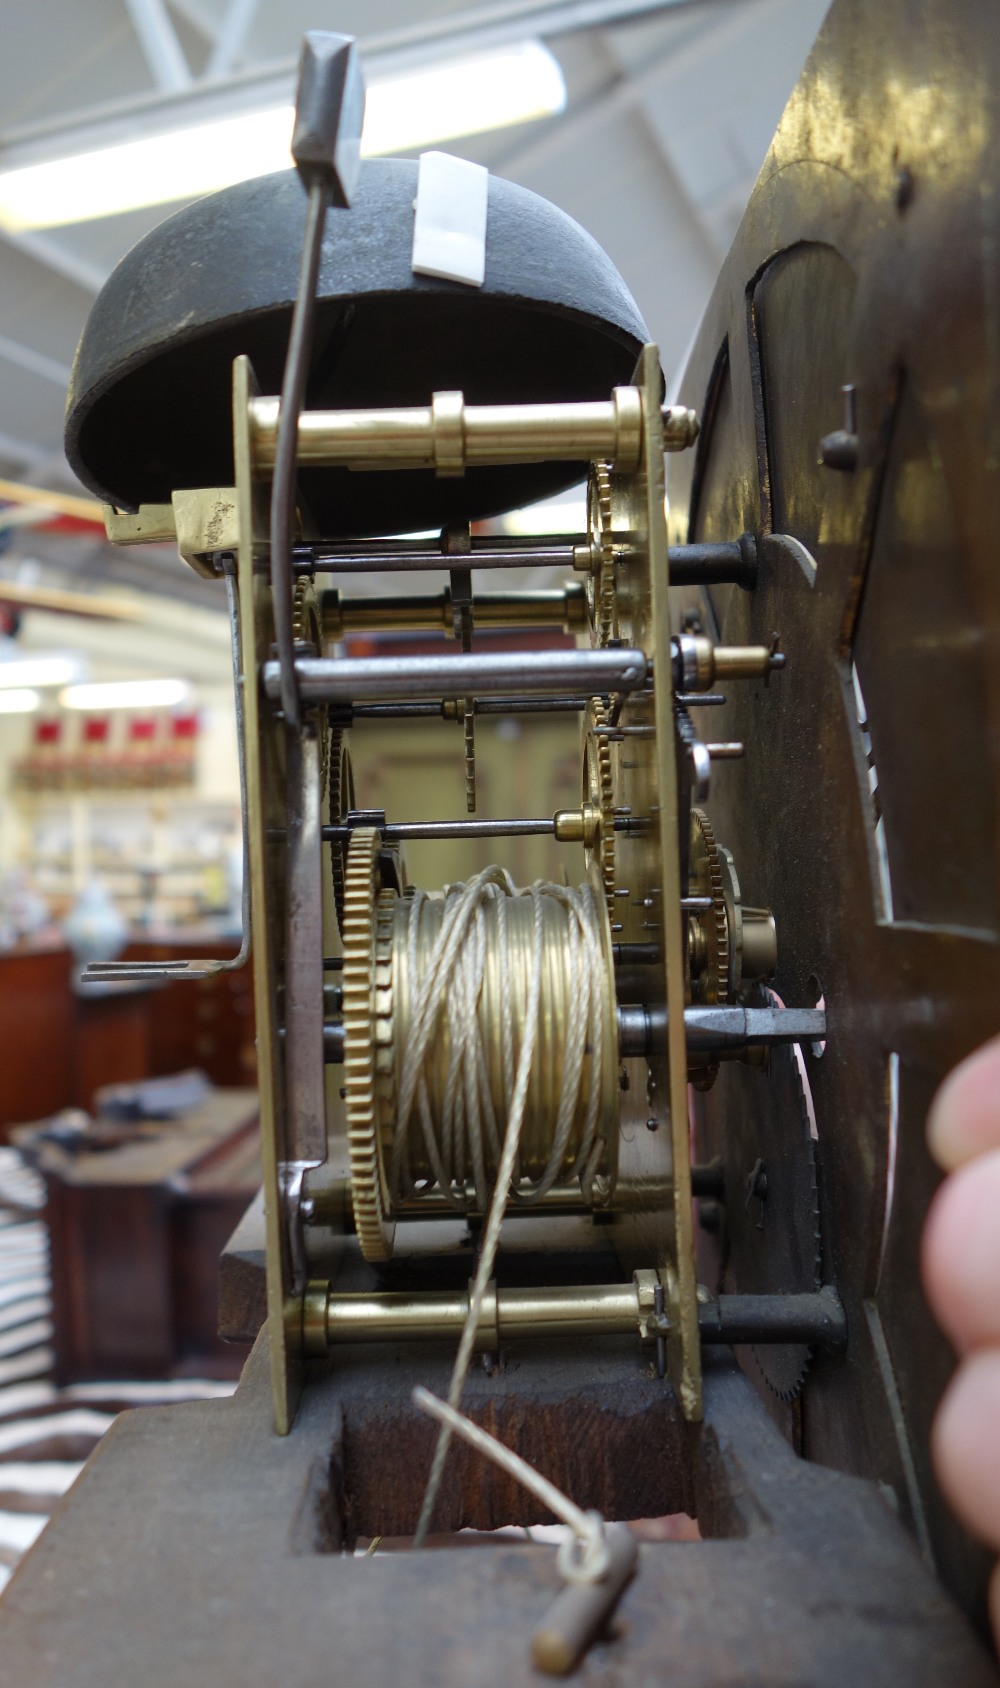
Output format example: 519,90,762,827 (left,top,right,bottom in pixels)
286,536,758,585
347,696,590,719
298,545,579,574
323,816,556,843
616,1004,826,1058
263,647,648,704
693,1288,846,1350
682,1004,826,1052
322,1005,827,1064
668,536,757,589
